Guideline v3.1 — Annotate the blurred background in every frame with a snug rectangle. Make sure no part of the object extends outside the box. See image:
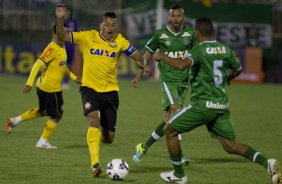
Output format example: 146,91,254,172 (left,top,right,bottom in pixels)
0,0,282,83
